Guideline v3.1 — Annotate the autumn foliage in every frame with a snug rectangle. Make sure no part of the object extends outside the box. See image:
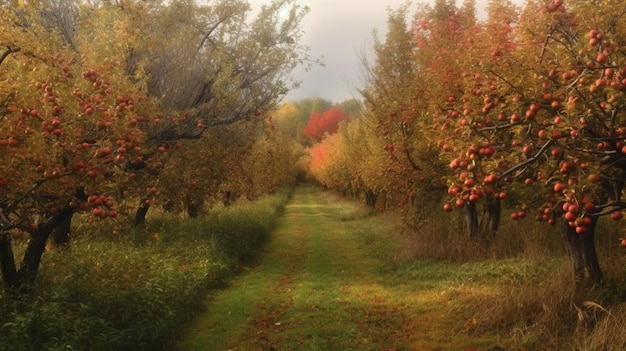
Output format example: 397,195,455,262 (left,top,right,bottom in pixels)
303,106,351,142
301,0,626,290
0,0,309,291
